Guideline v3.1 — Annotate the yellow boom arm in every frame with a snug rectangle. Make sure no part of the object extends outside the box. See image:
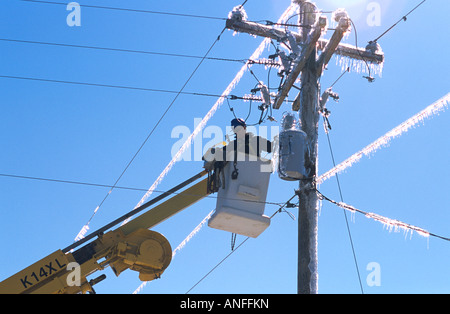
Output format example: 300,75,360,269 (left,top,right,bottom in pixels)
0,171,209,294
